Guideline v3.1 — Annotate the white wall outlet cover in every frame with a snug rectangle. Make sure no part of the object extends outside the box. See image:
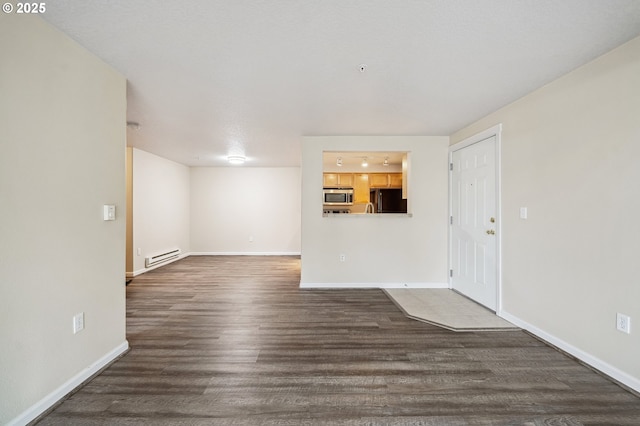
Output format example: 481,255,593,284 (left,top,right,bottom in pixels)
616,313,631,334
519,207,528,219
73,312,85,334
